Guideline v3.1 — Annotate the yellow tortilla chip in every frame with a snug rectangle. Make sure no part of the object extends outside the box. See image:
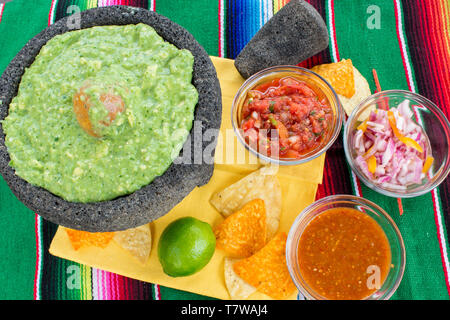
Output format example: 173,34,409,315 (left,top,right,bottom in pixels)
214,199,266,258
224,258,256,300
210,166,281,239
311,59,372,116
311,59,355,98
338,66,372,117
114,224,152,264
233,232,296,300
65,228,114,250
